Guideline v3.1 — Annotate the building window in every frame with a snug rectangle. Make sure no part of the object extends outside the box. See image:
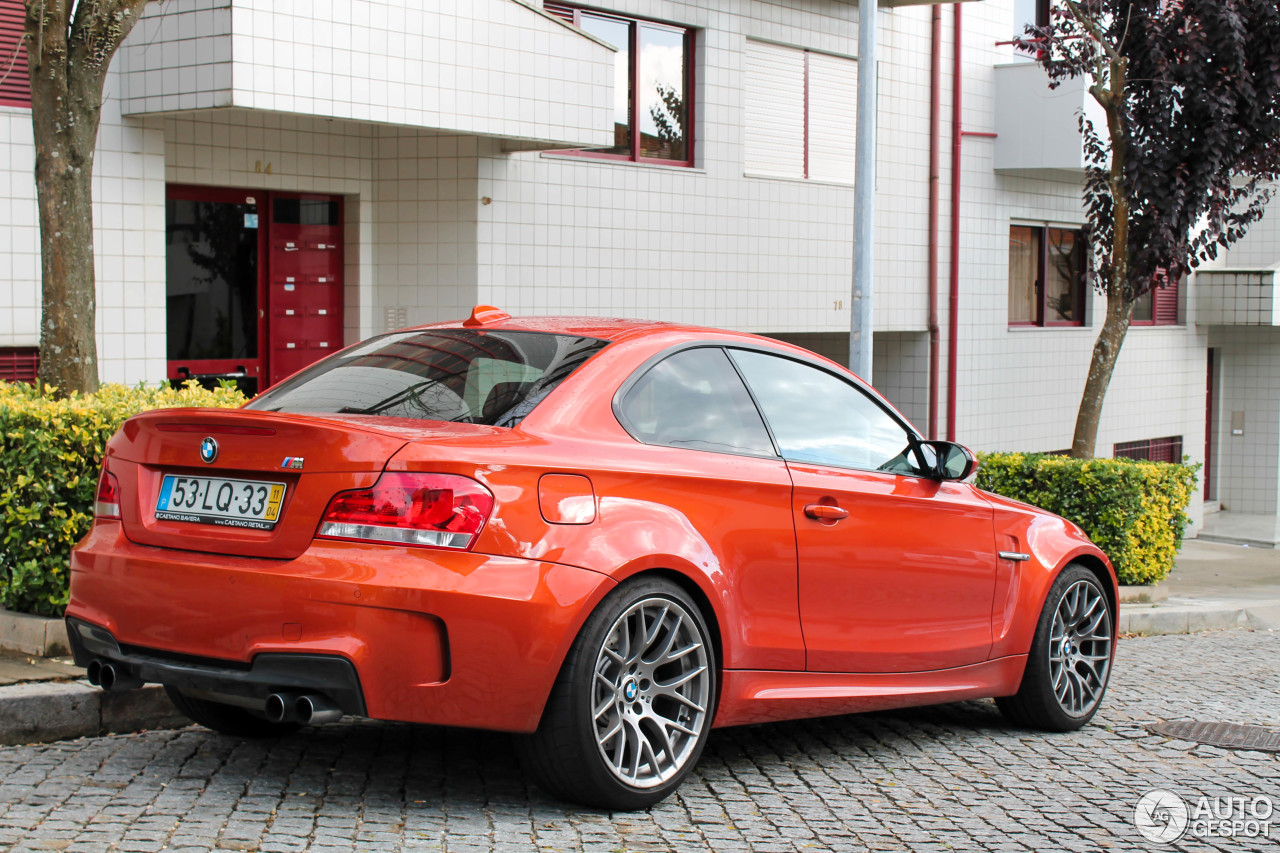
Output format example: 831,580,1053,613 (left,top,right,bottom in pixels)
743,40,856,183
1131,278,1181,325
544,3,693,166
0,0,31,109
1114,436,1183,463
0,348,38,384
1008,224,1086,326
